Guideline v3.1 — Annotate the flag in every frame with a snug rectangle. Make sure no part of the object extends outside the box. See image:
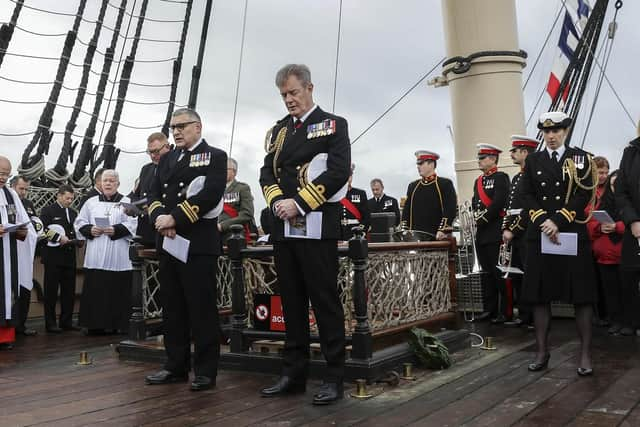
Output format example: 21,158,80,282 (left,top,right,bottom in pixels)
546,0,591,102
